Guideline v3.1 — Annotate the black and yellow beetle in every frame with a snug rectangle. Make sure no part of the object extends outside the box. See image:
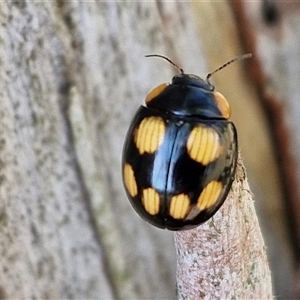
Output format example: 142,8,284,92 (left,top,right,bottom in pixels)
122,54,251,231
